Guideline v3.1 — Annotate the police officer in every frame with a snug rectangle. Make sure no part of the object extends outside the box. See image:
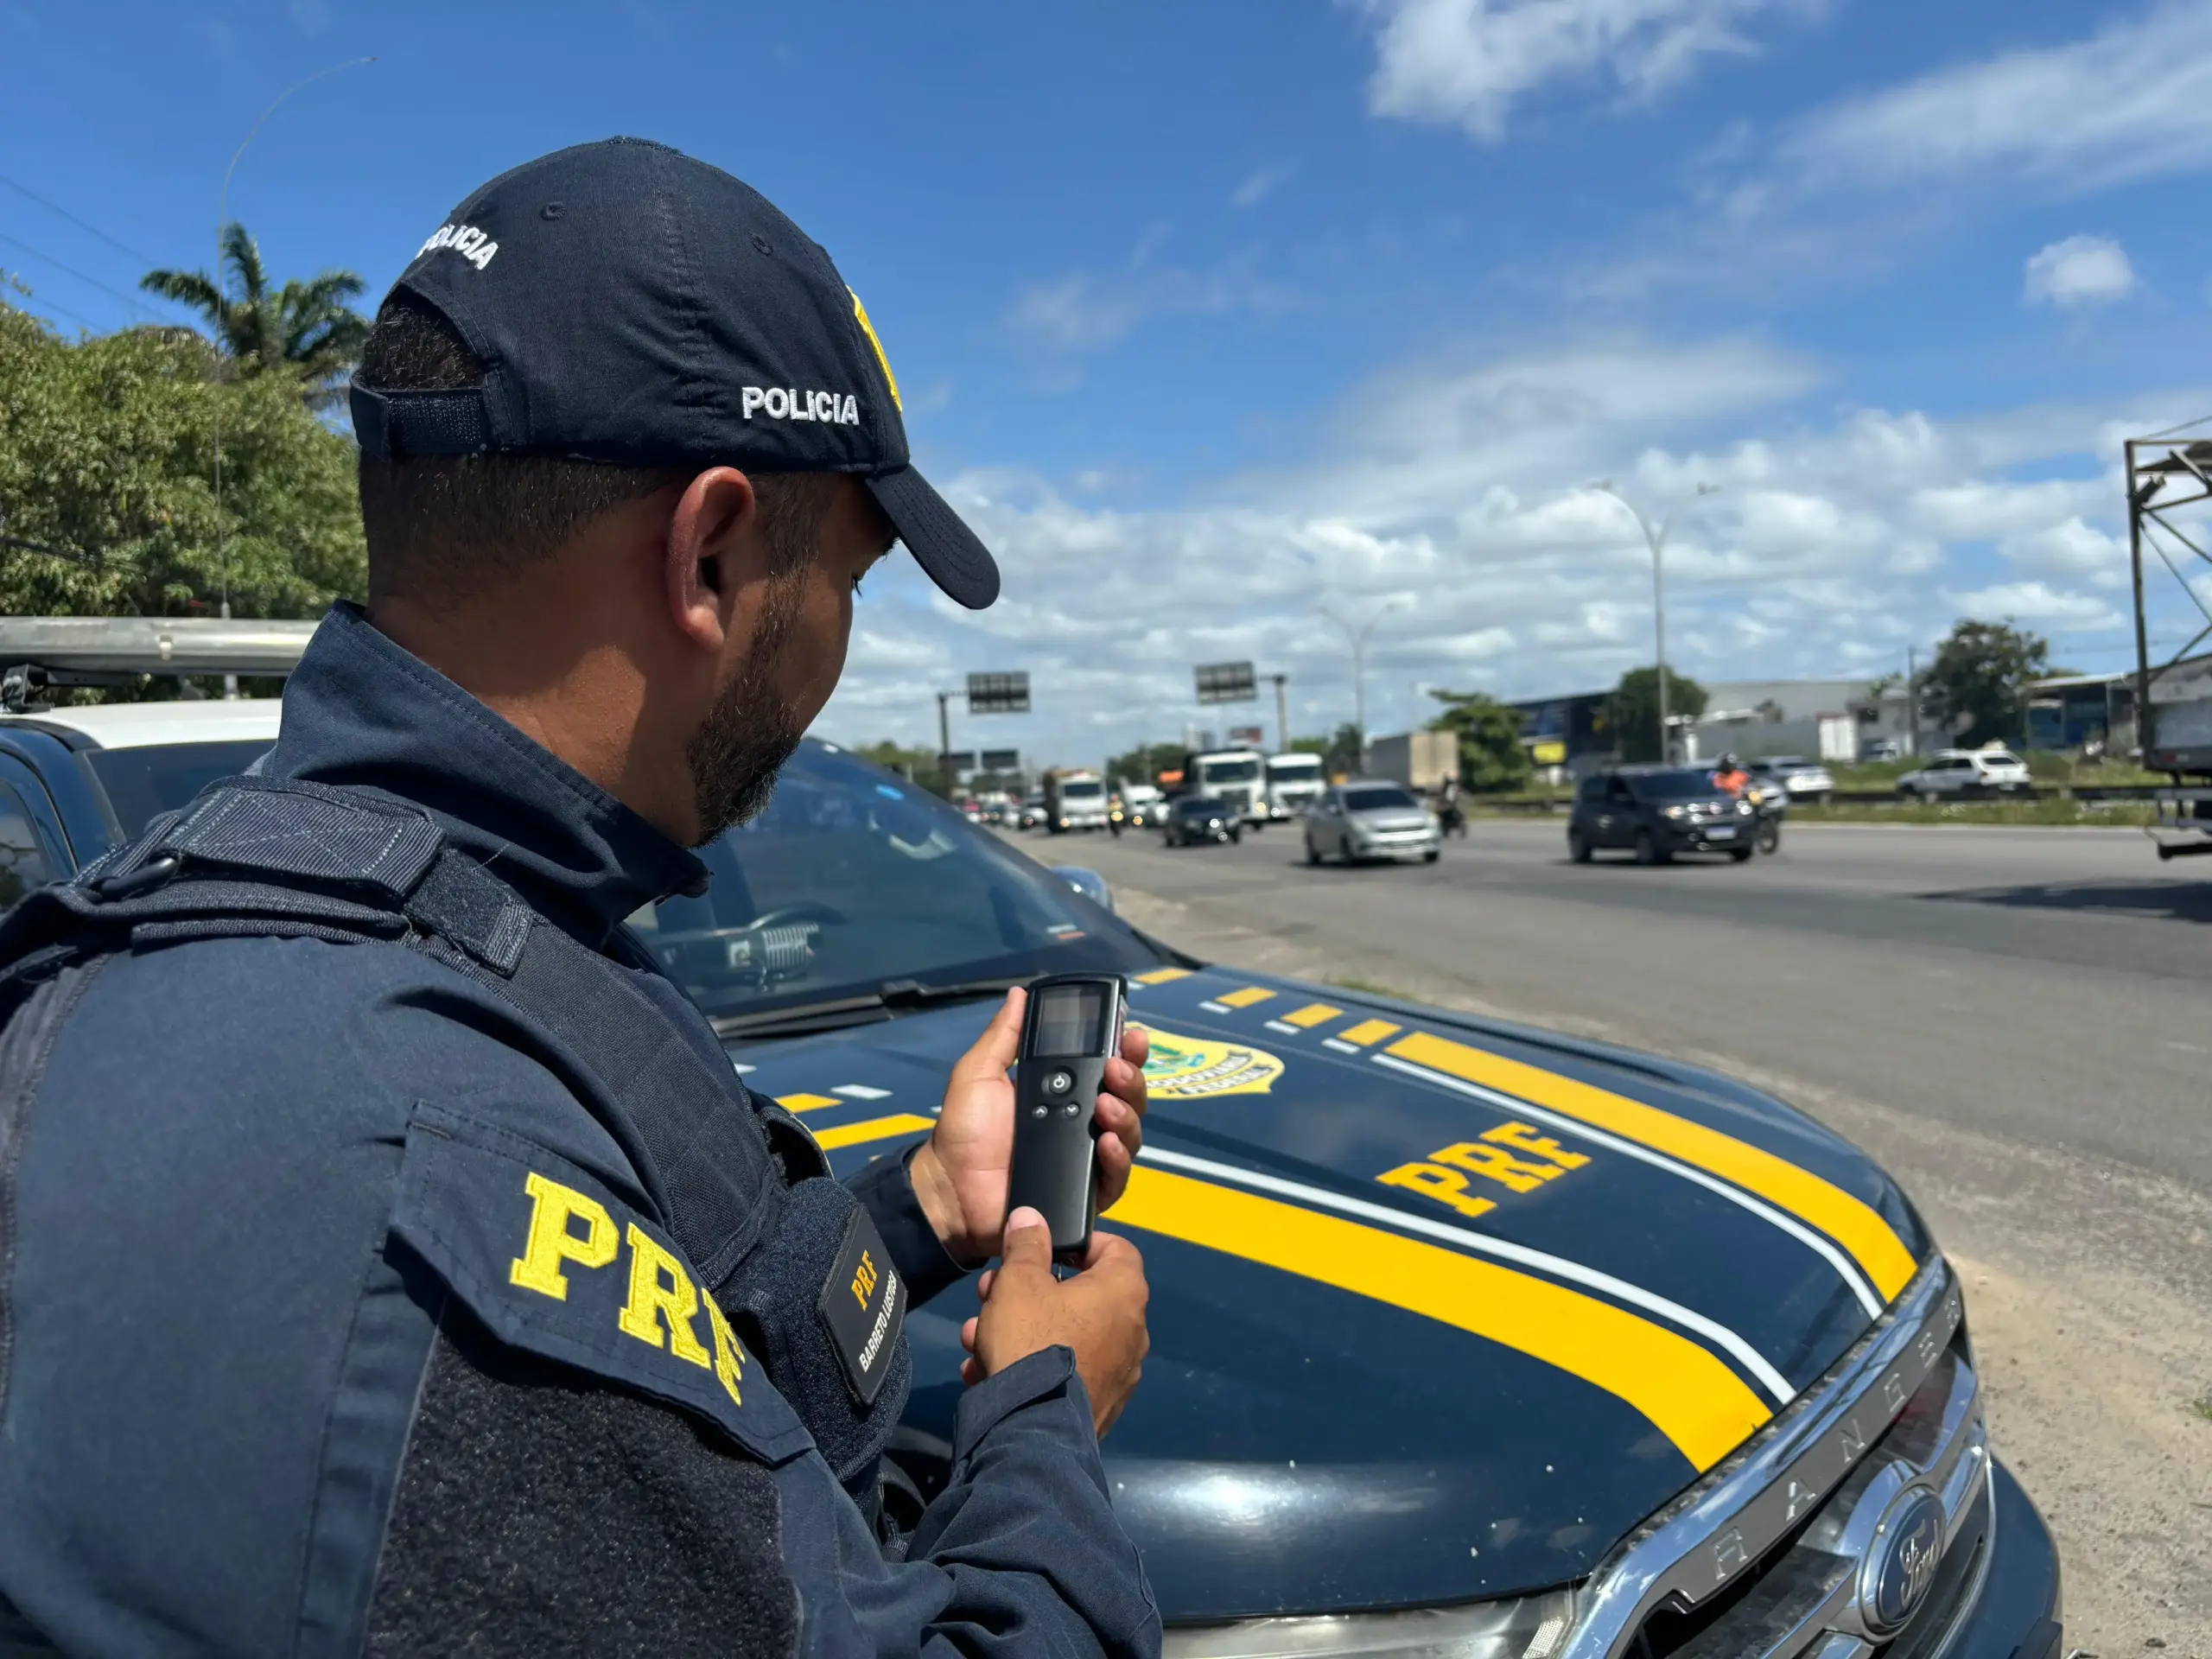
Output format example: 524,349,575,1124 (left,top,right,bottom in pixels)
0,139,1160,1656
